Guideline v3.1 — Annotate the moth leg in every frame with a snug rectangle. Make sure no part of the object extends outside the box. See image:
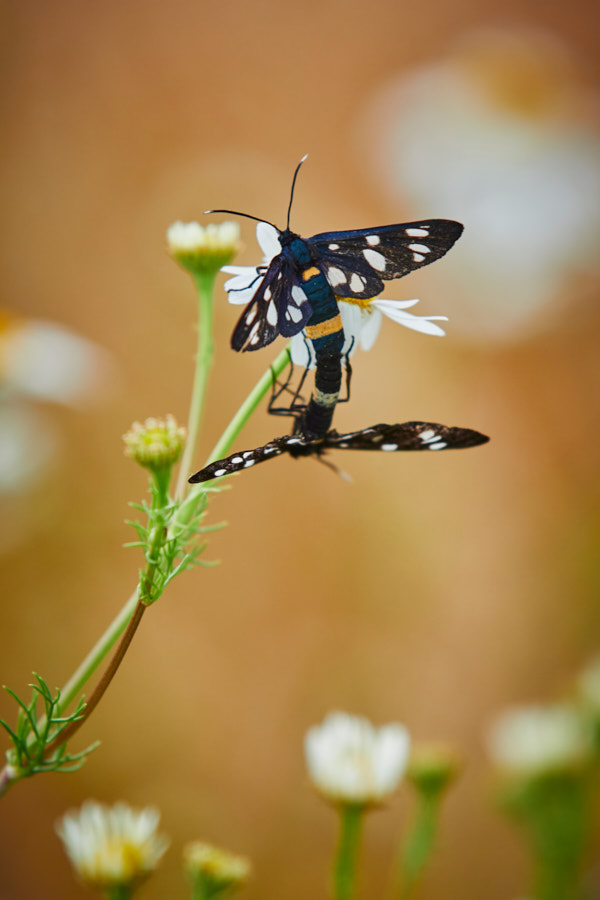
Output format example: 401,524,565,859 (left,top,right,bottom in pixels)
336,347,353,405
268,361,310,418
